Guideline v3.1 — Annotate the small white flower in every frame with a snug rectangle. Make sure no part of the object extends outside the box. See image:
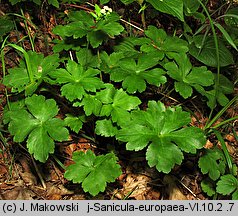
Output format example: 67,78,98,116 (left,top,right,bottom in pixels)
101,6,112,15
100,8,106,15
